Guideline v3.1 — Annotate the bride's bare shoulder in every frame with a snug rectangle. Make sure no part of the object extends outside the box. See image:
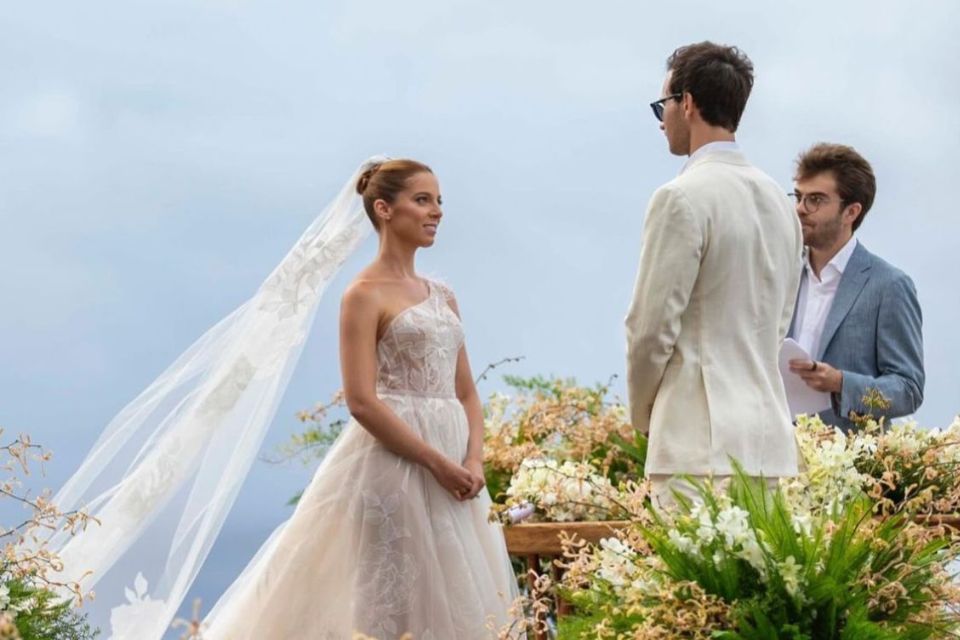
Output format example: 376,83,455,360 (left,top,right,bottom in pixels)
341,278,384,313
